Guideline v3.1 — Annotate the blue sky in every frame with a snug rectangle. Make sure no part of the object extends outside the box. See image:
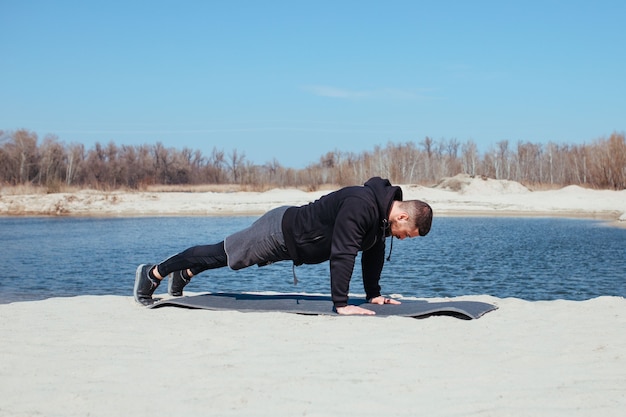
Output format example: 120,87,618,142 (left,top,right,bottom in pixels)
2,0,624,168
